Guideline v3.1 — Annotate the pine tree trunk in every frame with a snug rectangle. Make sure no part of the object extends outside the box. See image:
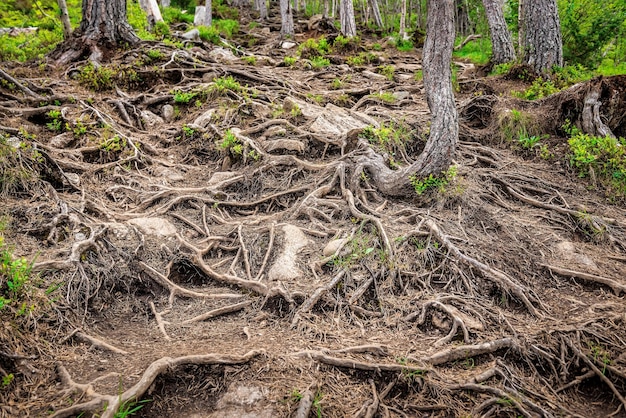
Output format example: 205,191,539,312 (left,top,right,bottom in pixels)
57,0,72,39
482,0,515,65
339,0,357,37
51,0,139,64
257,0,267,20
520,0,562,73
361,0,458,197
280,0,295,38
368,0,383,28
